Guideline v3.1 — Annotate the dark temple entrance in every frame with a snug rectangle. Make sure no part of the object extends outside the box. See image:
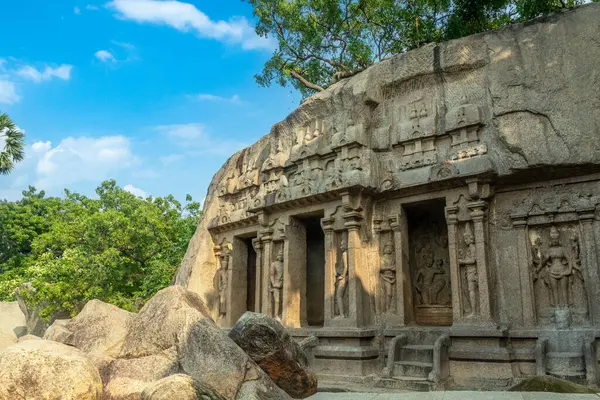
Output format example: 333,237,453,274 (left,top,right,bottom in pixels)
296,213,325,327
405,199,453,326
245,237,257,313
